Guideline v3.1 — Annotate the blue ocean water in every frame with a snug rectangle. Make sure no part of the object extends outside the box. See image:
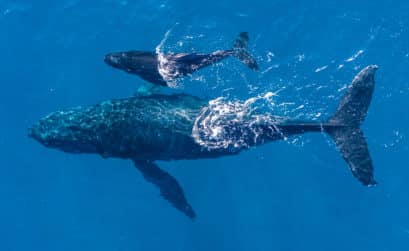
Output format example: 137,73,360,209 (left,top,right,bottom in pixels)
1,0,409,250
